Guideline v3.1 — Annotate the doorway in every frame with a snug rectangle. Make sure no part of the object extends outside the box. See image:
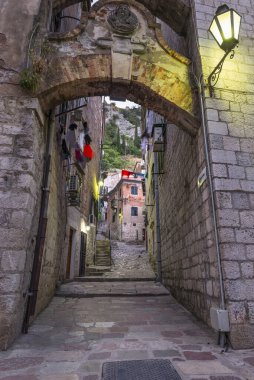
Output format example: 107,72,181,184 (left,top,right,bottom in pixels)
66,228,74,279
79,232,87,276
